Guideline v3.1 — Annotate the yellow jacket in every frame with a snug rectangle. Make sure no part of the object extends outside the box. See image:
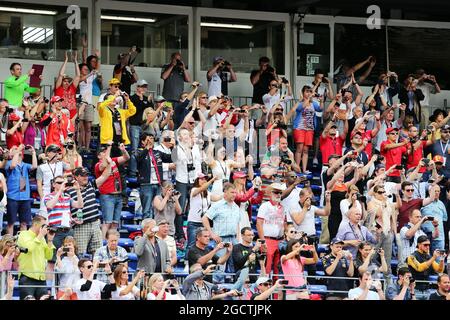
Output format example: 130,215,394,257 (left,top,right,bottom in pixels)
98,96,136,145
